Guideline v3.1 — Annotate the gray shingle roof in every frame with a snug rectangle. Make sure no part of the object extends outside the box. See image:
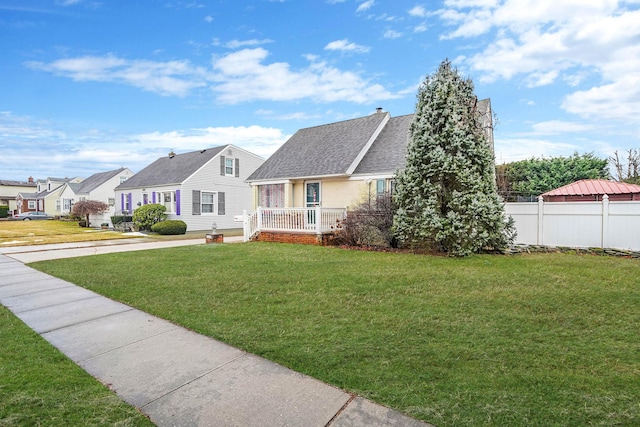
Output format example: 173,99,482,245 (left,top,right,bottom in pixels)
116,147,226,190
71,168,128,194
247,99,491,182
353,114,413,175
247,113,388,181
0,180,36,187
